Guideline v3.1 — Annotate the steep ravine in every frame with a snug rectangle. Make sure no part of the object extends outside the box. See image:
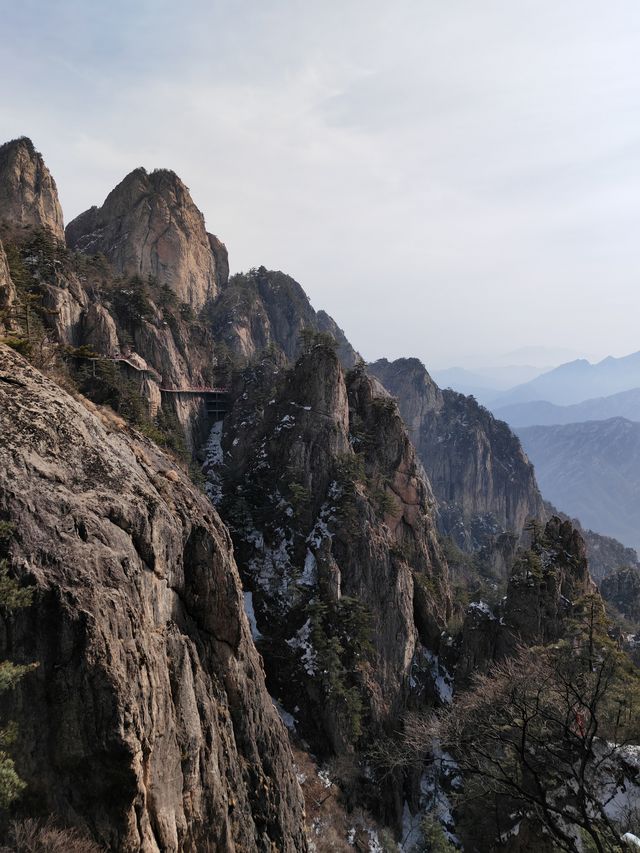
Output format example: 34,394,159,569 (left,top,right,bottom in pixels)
0,344,307,852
